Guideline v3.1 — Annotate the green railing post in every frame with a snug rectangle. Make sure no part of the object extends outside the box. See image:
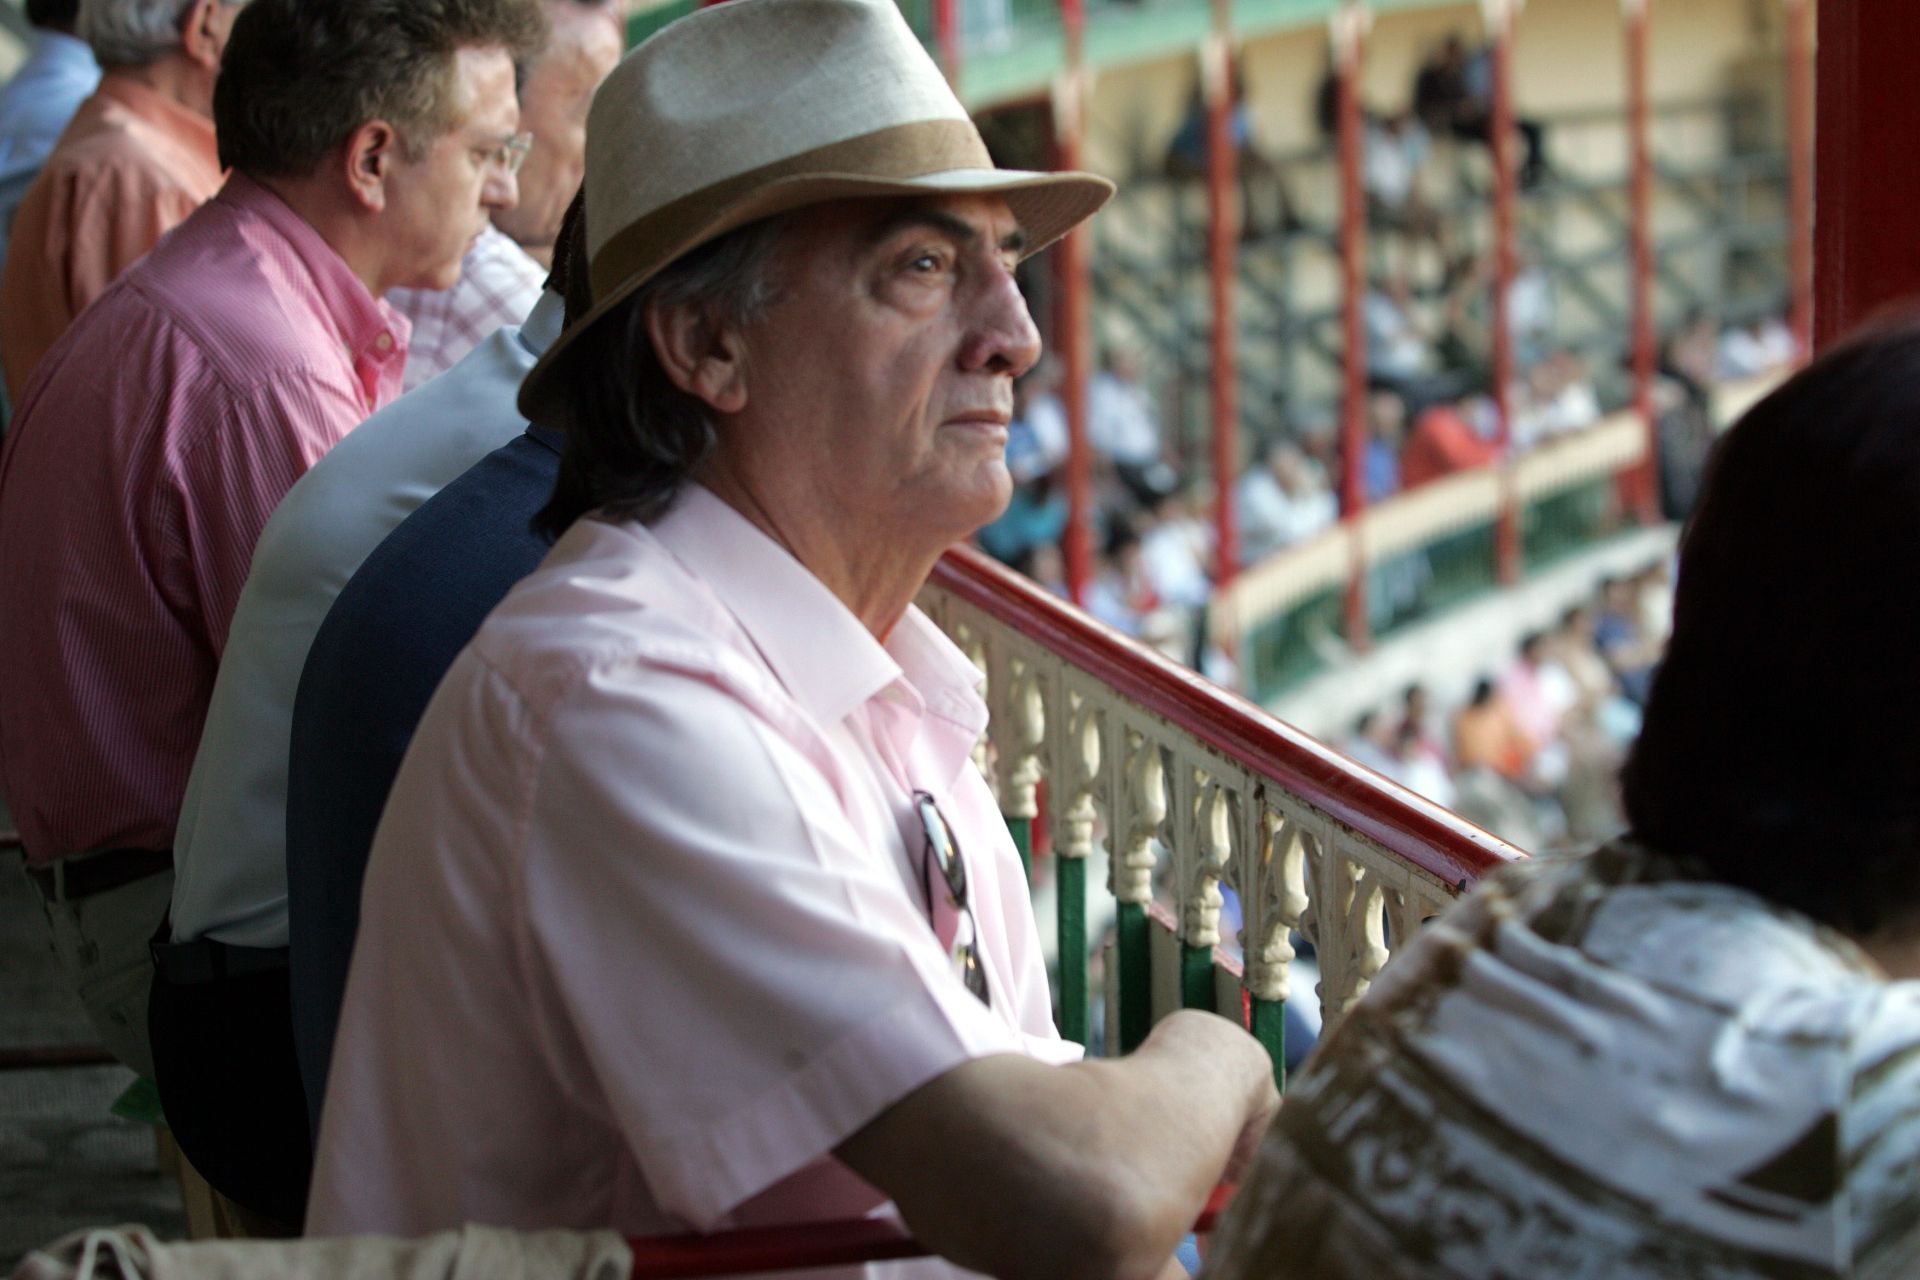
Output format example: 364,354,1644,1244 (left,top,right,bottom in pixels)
1248,996,1287,1092
1007,816,1033,885
1057,854,1089,1045
1116,902,1153,1053
1179,942,1214,1013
